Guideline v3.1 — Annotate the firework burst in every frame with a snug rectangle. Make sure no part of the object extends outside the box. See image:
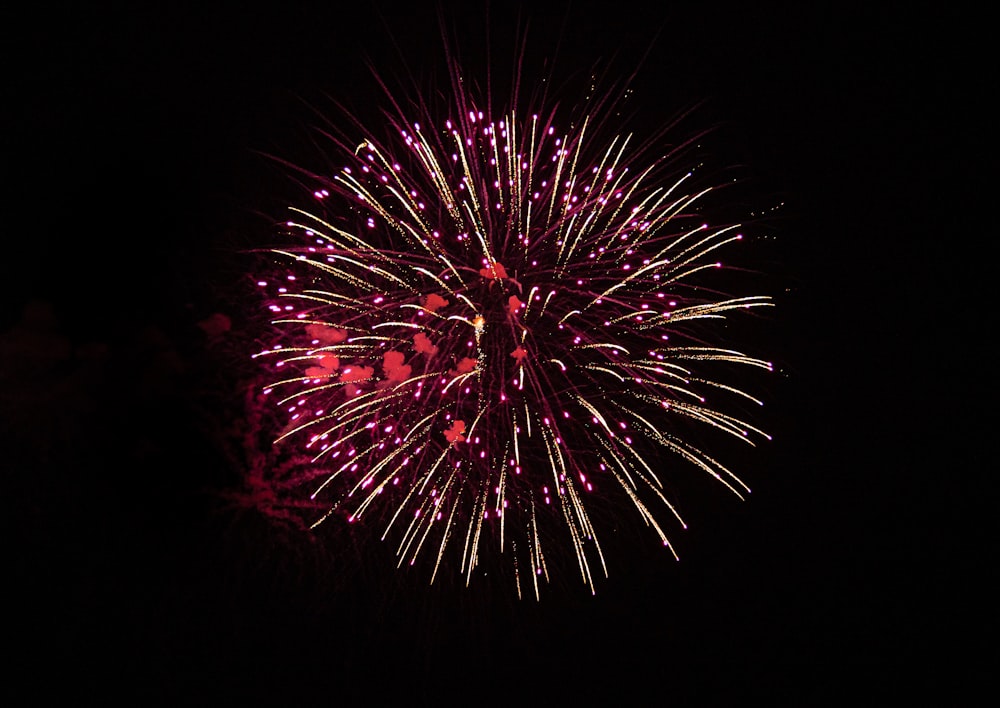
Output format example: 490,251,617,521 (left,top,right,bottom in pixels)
249,40,774,598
